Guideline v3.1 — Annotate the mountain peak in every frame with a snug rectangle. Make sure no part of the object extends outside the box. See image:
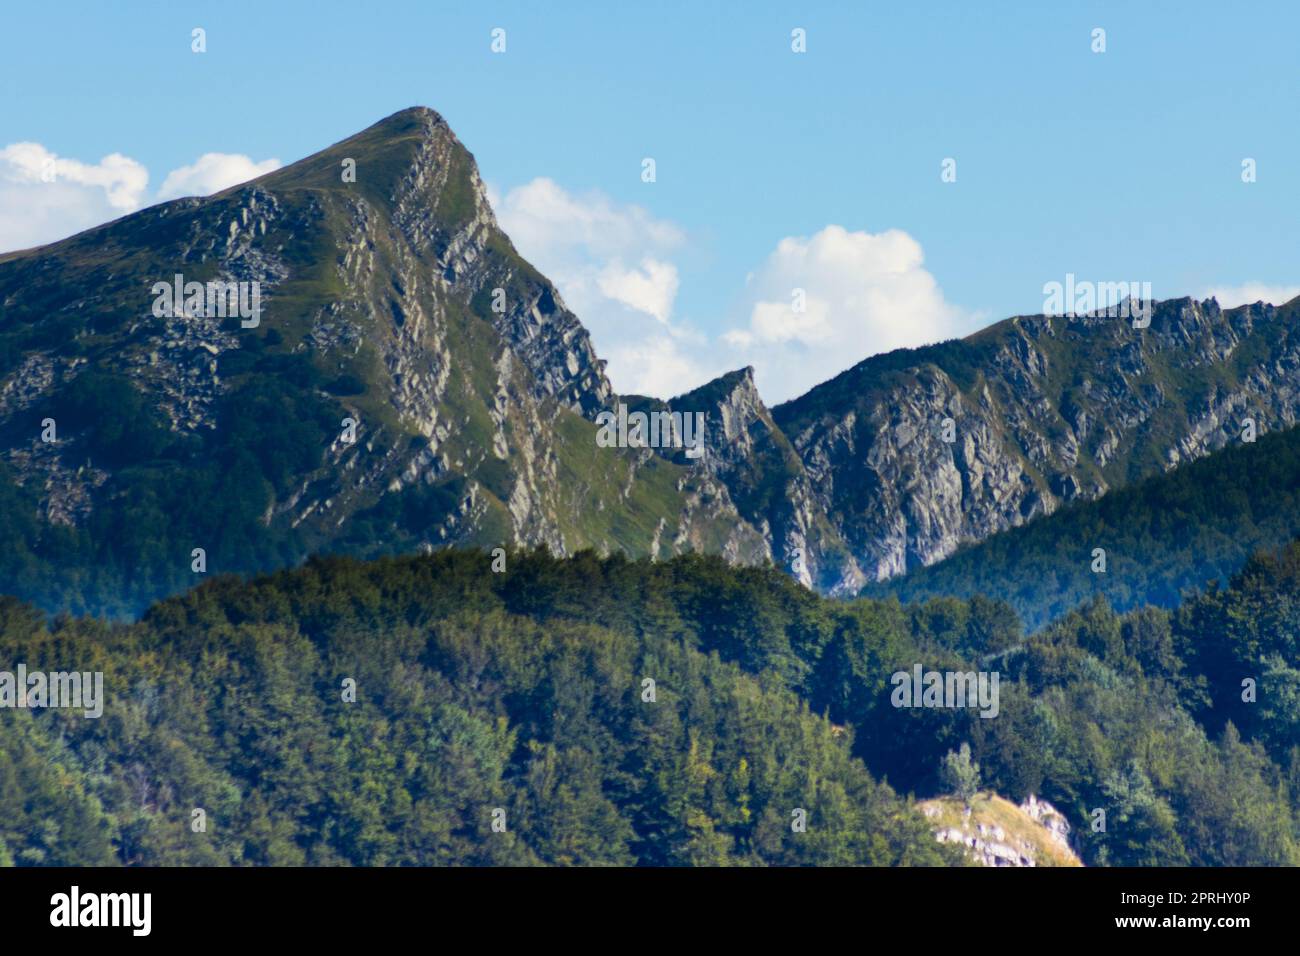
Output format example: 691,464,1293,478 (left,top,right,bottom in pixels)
380,104,448,124
674,366,759,408
346,106,457,148
252,105,469,205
